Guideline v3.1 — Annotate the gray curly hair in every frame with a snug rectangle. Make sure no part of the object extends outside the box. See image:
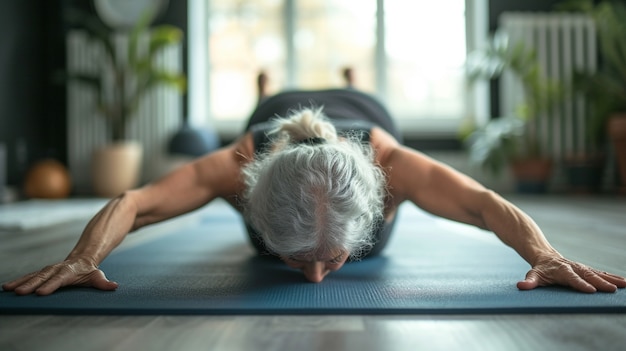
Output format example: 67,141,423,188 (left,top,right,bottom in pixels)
242,107,386,260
